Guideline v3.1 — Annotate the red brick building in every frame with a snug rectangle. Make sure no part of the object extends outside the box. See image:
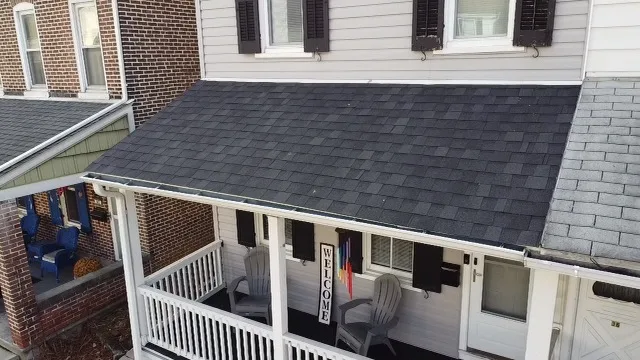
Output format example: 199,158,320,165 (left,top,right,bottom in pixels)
0,0,204,356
